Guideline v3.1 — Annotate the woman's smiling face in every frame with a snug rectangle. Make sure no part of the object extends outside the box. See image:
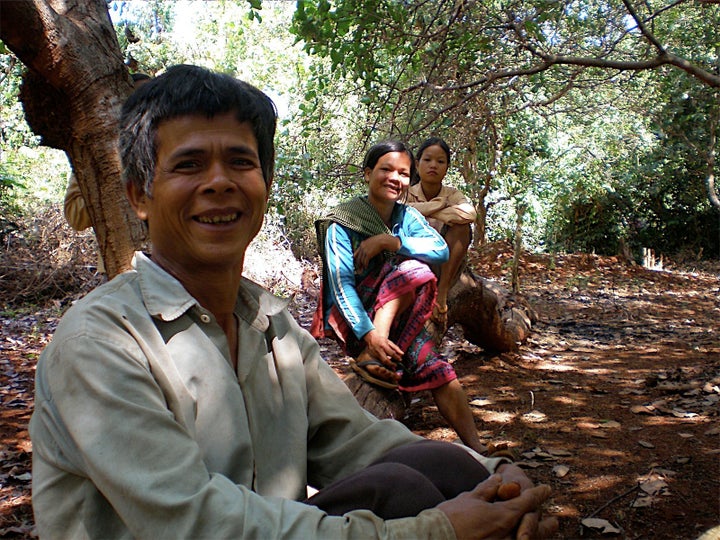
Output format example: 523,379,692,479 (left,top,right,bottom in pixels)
365,151,412,206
